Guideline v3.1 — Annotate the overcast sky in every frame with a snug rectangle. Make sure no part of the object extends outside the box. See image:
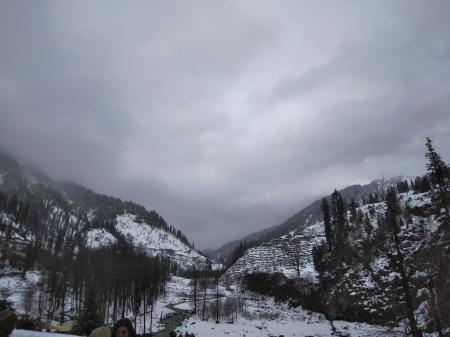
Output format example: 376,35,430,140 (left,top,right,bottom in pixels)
1,1,450,249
